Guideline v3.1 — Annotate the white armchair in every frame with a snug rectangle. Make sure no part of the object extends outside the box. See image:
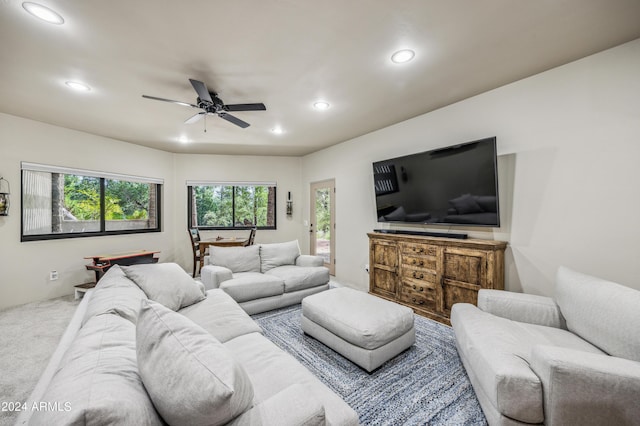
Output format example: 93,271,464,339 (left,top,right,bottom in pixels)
451,267,640,426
